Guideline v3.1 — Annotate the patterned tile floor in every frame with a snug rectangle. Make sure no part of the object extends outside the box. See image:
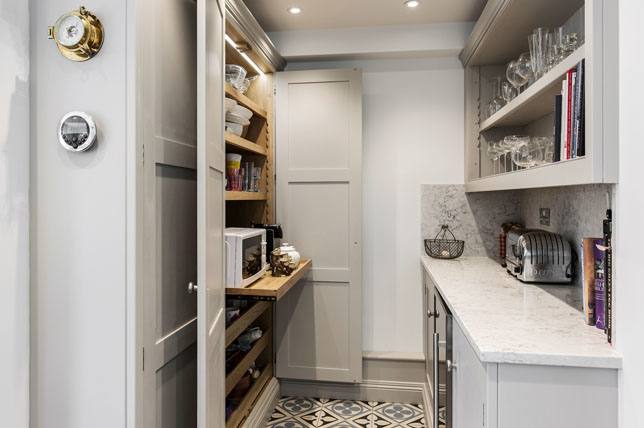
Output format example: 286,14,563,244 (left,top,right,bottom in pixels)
267,396,425,428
